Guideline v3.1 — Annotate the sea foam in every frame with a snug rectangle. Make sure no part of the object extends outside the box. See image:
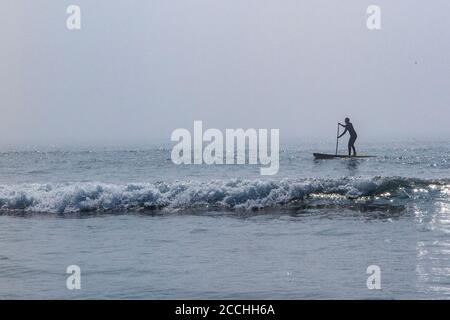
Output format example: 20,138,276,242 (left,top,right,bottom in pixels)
0,177,447,213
